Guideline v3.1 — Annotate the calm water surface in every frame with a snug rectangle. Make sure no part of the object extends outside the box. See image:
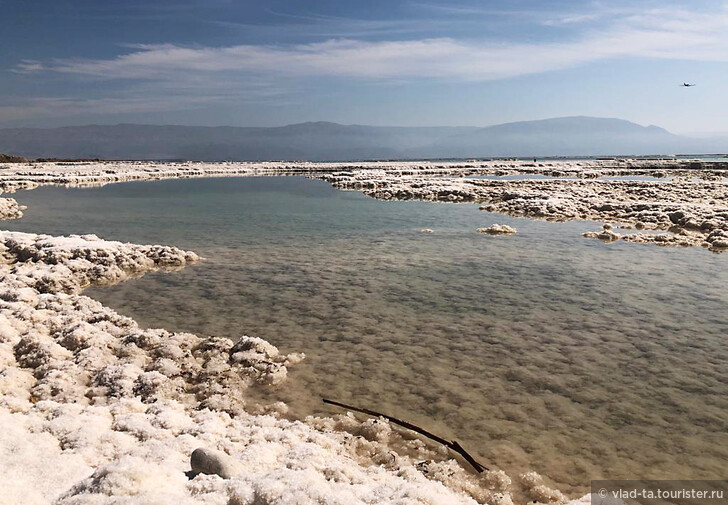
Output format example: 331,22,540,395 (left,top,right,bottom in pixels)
6,177,727,496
